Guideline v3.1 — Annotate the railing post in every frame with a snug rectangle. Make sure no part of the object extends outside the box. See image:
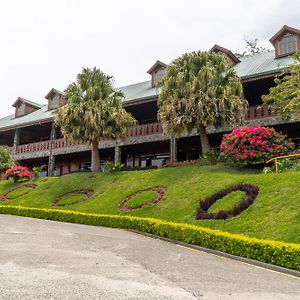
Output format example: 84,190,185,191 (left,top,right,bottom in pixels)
48,123,56,177
275,158,278,174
